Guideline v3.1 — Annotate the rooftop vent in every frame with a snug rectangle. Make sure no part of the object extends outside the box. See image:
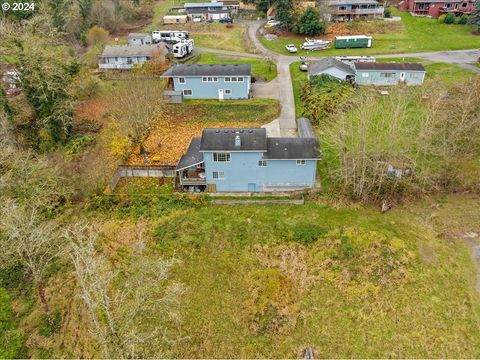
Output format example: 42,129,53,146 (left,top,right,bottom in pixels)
235,135,241,147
